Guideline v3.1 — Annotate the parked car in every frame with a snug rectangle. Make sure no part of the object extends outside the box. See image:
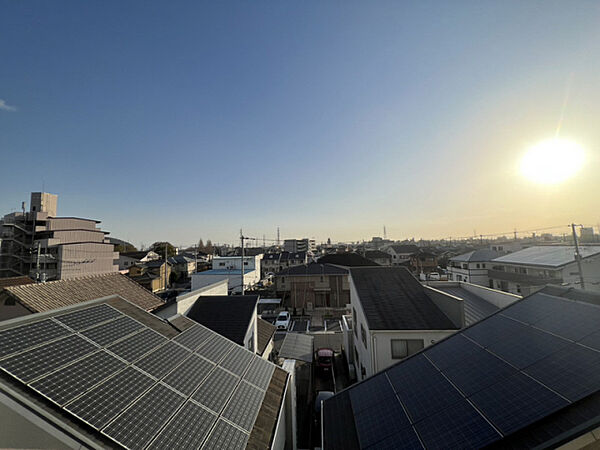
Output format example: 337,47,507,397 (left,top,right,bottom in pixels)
275,311,291,330
315,348,334,372
428,272,441,280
